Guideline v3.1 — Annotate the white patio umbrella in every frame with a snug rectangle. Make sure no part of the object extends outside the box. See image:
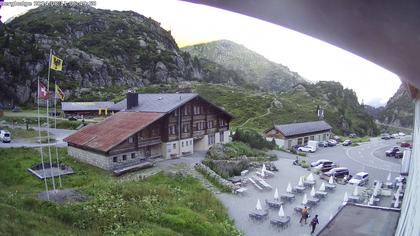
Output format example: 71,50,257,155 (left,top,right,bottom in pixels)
387,172,392,182
310,186,316,197
261,169,265,178
368,195,375,205
286,183,292,193
278,205,285,217
373,187,378,197
274,188,279,200
298,176,304,187
262,164,267,174
394,189,400,200
328,176,334,185
343,192,349,203
394,197,400,208
256,199,262,210
307,173,315,182
353,185,359,196
302,194,308,205
319,182,326,192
